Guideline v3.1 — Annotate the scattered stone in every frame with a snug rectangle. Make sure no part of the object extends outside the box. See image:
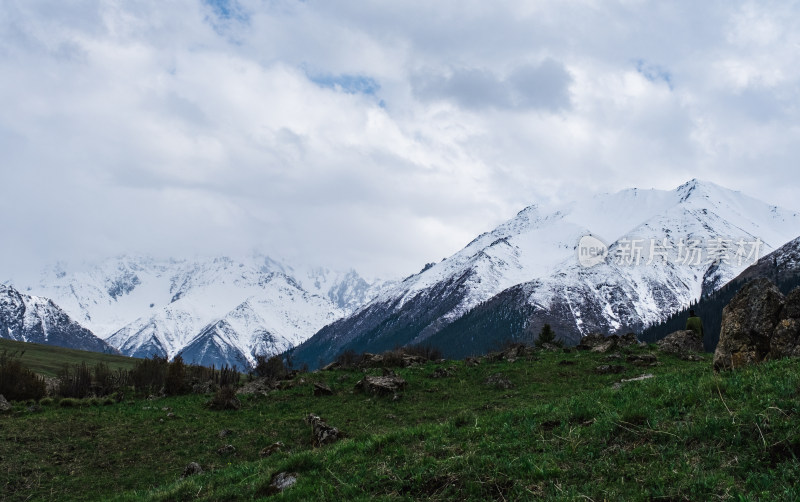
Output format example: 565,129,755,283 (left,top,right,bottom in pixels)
577,333,616,353
313,382,333,396
627,354,658,367
594,365,625,375
161,407,171,411
27,404,42,413
392,393,402,402
714,279,786,371
336,374,349,383
217,444,236,455
306,414,342,446
259,442,284,458
181,462,203,478
539,342,562,352
578,333,641,353
263,472,298,495
236,378,275,396
484,373,514,390
0,395,11,413
657,330,704,358
218,429,233,438
430,367,456,378
207,387,242,410
191,380,217,394
604,353,623,361
355,375,407,396
465,357,480,367
321,361,341,371
166,412,176,419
